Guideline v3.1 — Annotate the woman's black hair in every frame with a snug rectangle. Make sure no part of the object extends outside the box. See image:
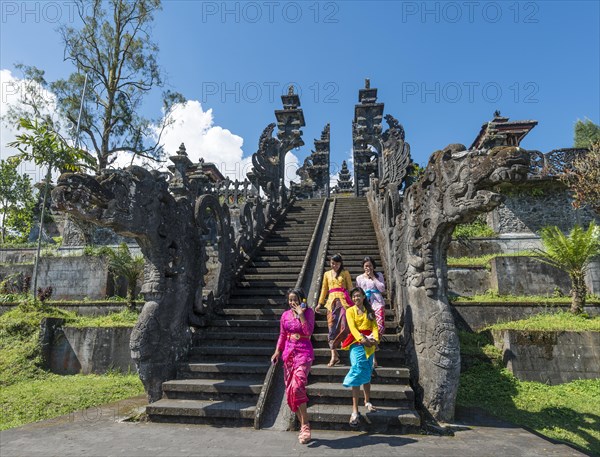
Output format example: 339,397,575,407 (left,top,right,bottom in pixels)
330,253,345,278
286,287,306,303
362,256,378,275
350,287,375,322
